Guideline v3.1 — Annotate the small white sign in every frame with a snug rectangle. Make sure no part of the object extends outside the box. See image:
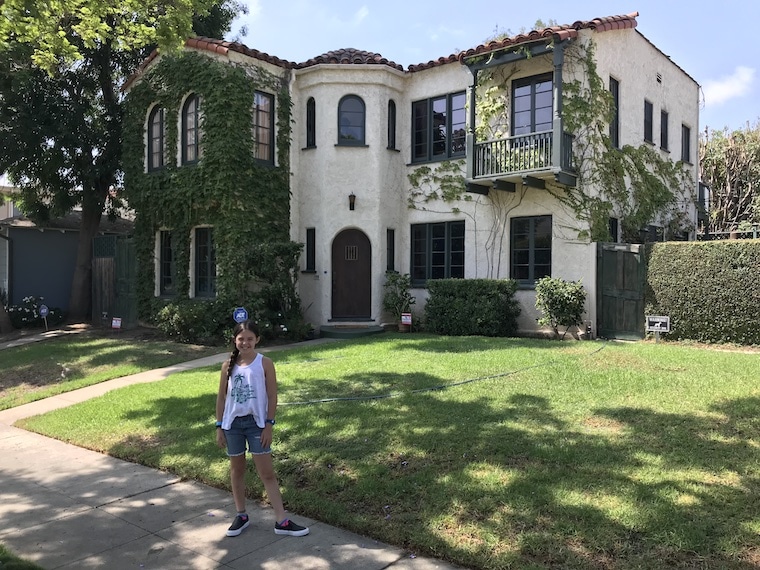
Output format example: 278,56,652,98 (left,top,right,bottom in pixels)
111,317,122,329
401,312,412,325
646,315,670,333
